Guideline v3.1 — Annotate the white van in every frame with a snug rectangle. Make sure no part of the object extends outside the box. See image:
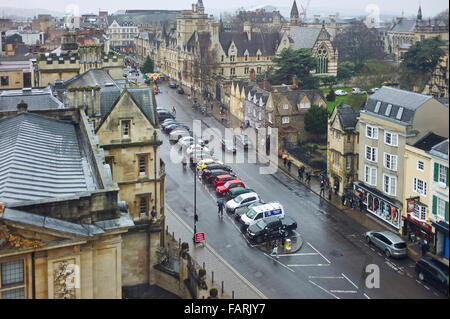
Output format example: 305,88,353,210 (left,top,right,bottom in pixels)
352,88,361,94
240,202,284,227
